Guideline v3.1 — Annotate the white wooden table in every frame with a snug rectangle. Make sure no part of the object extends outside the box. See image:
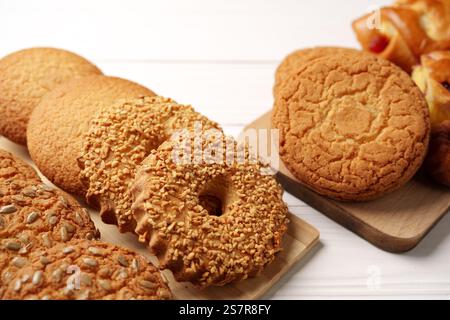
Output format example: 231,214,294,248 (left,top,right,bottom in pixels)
1,0,449,299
